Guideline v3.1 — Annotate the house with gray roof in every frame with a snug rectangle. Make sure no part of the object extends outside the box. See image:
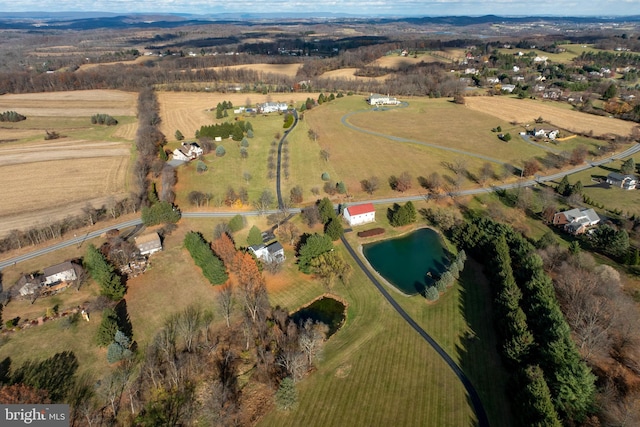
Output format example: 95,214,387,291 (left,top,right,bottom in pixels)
248,241,285,264
606,172,638,190
553,208,601,235
135,232,163,256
